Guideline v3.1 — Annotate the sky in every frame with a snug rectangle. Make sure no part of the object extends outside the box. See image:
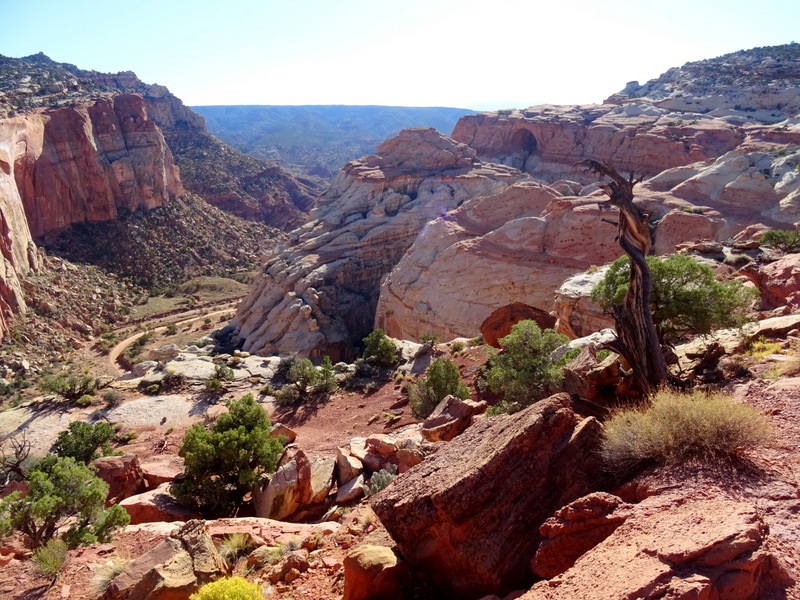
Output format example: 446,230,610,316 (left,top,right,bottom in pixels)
3,0,799,110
